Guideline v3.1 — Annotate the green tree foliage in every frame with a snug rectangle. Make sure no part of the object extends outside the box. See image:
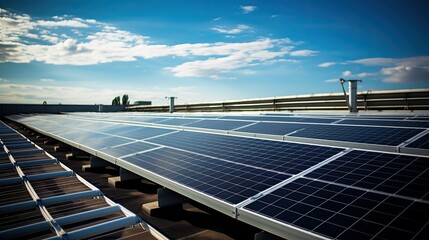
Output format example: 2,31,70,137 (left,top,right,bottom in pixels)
122,94,130,106
111,96,121,105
